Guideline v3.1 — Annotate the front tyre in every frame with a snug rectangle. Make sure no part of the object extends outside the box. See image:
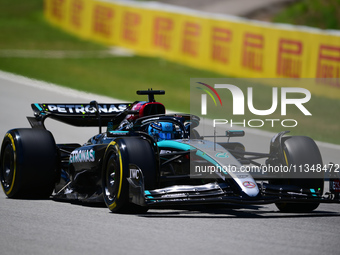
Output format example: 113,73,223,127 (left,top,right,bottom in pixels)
0,129,58,198
102,137,157,213
273,136,324,212
103,146,126,212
